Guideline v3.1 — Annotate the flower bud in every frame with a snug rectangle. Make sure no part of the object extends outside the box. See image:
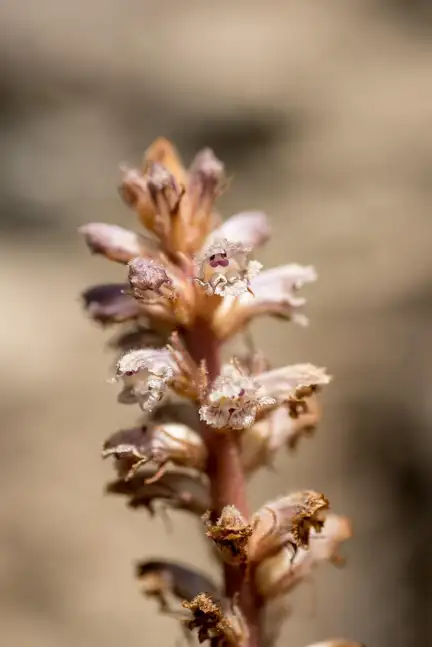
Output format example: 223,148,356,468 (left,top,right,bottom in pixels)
128,258,175,301
248,490,329,565
79,223,144,264
188,148,225,210
203,505,252,566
